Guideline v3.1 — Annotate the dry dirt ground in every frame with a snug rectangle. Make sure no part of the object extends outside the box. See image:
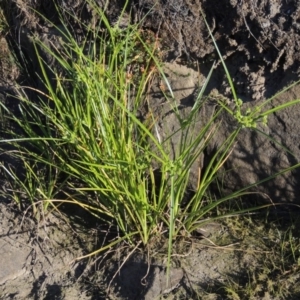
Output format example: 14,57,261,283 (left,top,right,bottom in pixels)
1,1,300,299
1,195,299,300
